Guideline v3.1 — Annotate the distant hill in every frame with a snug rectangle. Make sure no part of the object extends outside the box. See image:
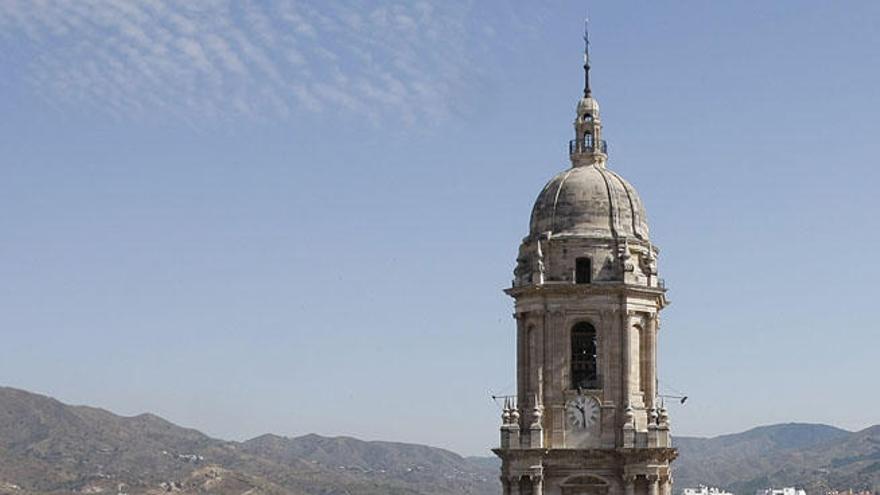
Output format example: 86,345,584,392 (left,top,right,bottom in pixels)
674,423,880,495
0,386,498,495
